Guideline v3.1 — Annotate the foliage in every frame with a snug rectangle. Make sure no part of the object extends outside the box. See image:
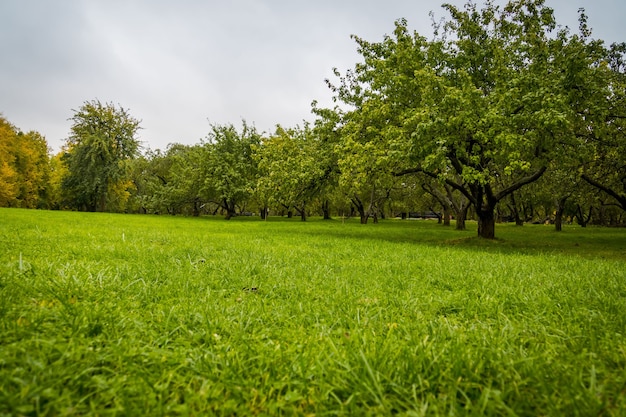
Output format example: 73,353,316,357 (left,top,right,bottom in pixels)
1,209,625,415
202,122,261,219
61,100,141,212
0,115,51,208
325,0,620,237
255,124,330,220
132,144,210,216
579,41,626,210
